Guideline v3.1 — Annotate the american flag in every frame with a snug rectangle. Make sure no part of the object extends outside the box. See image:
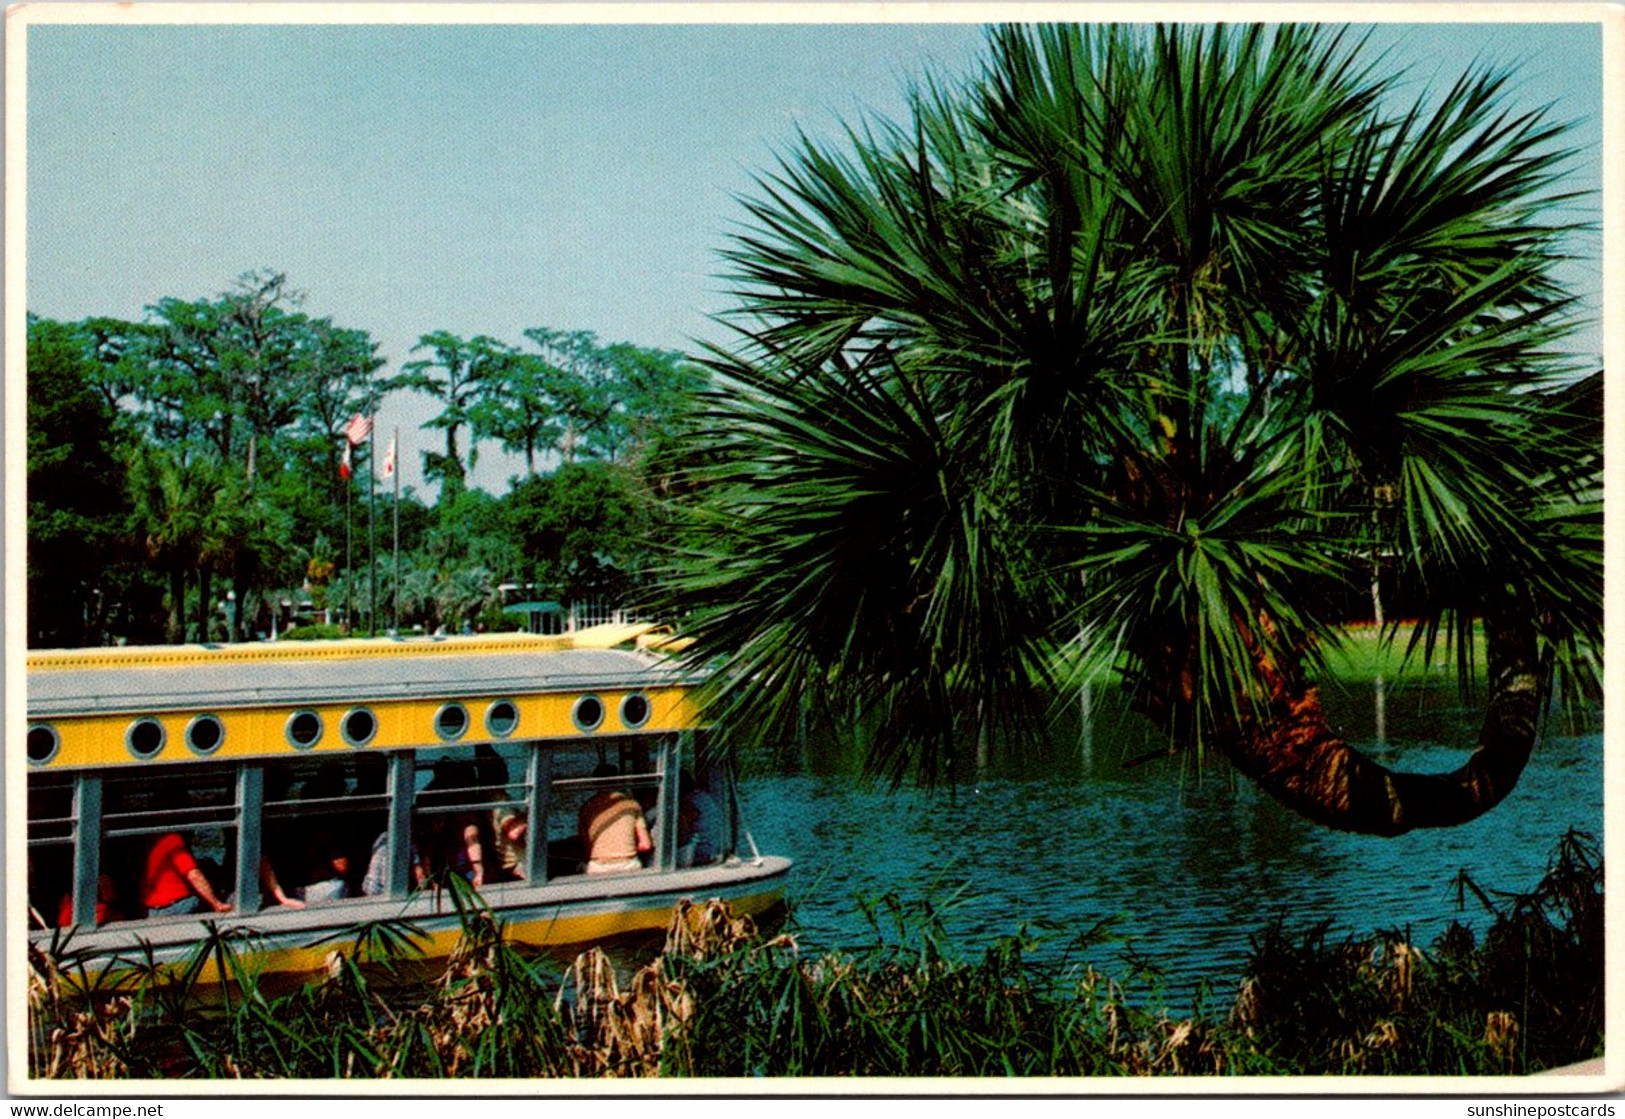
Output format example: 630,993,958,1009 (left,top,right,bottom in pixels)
345,413,374,446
